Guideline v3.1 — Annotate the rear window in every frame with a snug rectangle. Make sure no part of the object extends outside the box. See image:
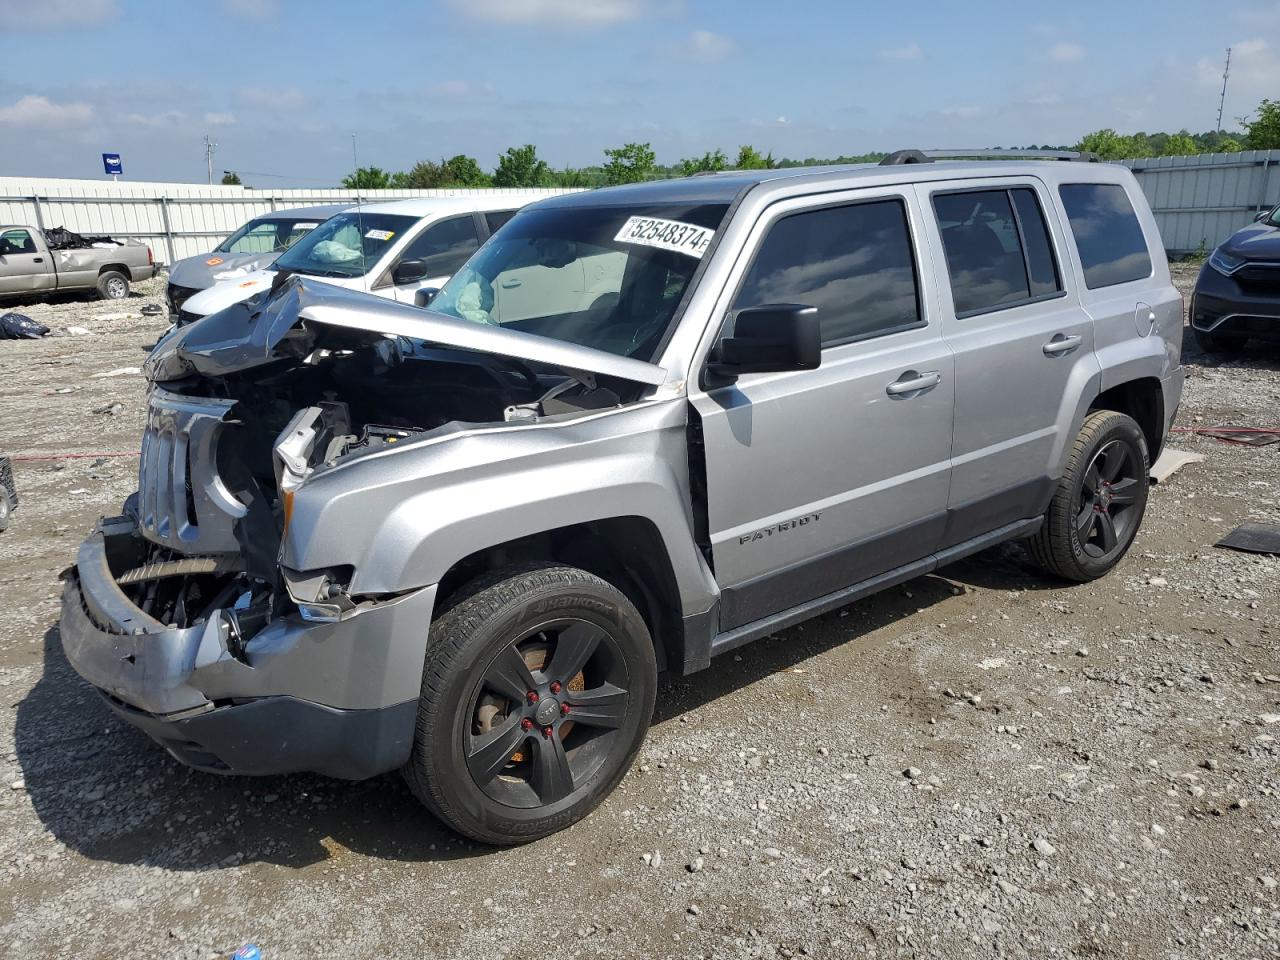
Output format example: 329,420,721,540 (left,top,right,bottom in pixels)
1058,183,1152,289
933,187,1063,316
